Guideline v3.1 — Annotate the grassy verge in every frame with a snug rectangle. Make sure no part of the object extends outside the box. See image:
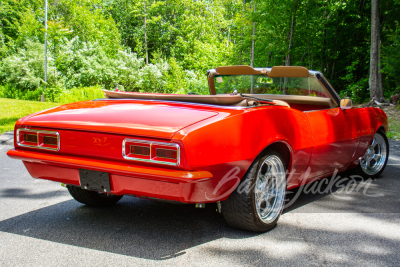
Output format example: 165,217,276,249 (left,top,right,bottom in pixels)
0,84,104,103
0,98,59,134
385,106,400,140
